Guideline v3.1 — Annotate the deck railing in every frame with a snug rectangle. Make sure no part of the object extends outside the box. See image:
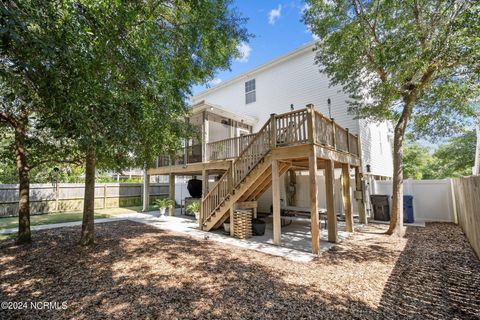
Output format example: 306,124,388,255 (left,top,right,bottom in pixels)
349,133,359,156
275,109,309,146
155,106,361,171
334,124,349,152
206,133,256,161
313,110,360,156
314,112,334,146
154,144,202,167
